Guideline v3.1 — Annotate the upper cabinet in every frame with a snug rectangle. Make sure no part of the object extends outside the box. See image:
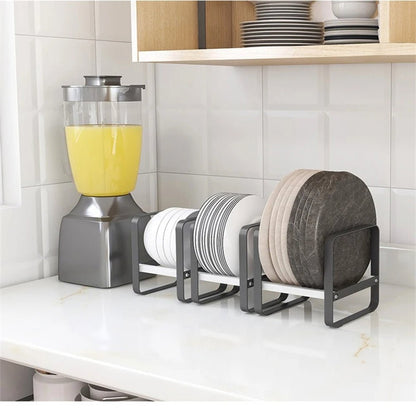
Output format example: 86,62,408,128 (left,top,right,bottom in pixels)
131,1,416,66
